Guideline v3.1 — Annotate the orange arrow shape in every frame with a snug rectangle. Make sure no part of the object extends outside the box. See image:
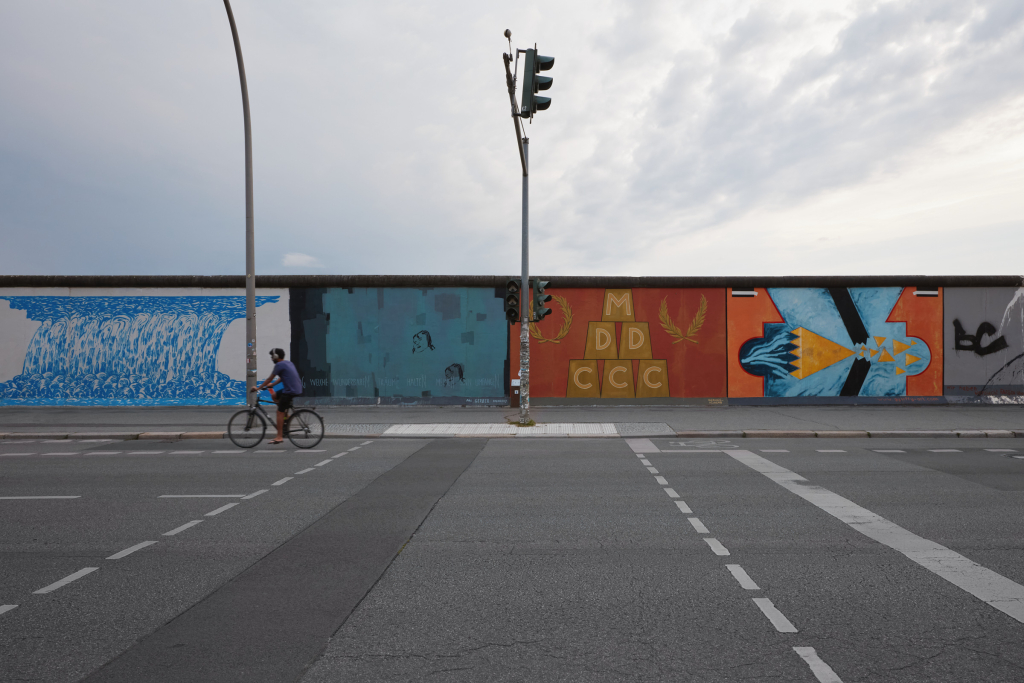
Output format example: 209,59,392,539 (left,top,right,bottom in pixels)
789,328,855,379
